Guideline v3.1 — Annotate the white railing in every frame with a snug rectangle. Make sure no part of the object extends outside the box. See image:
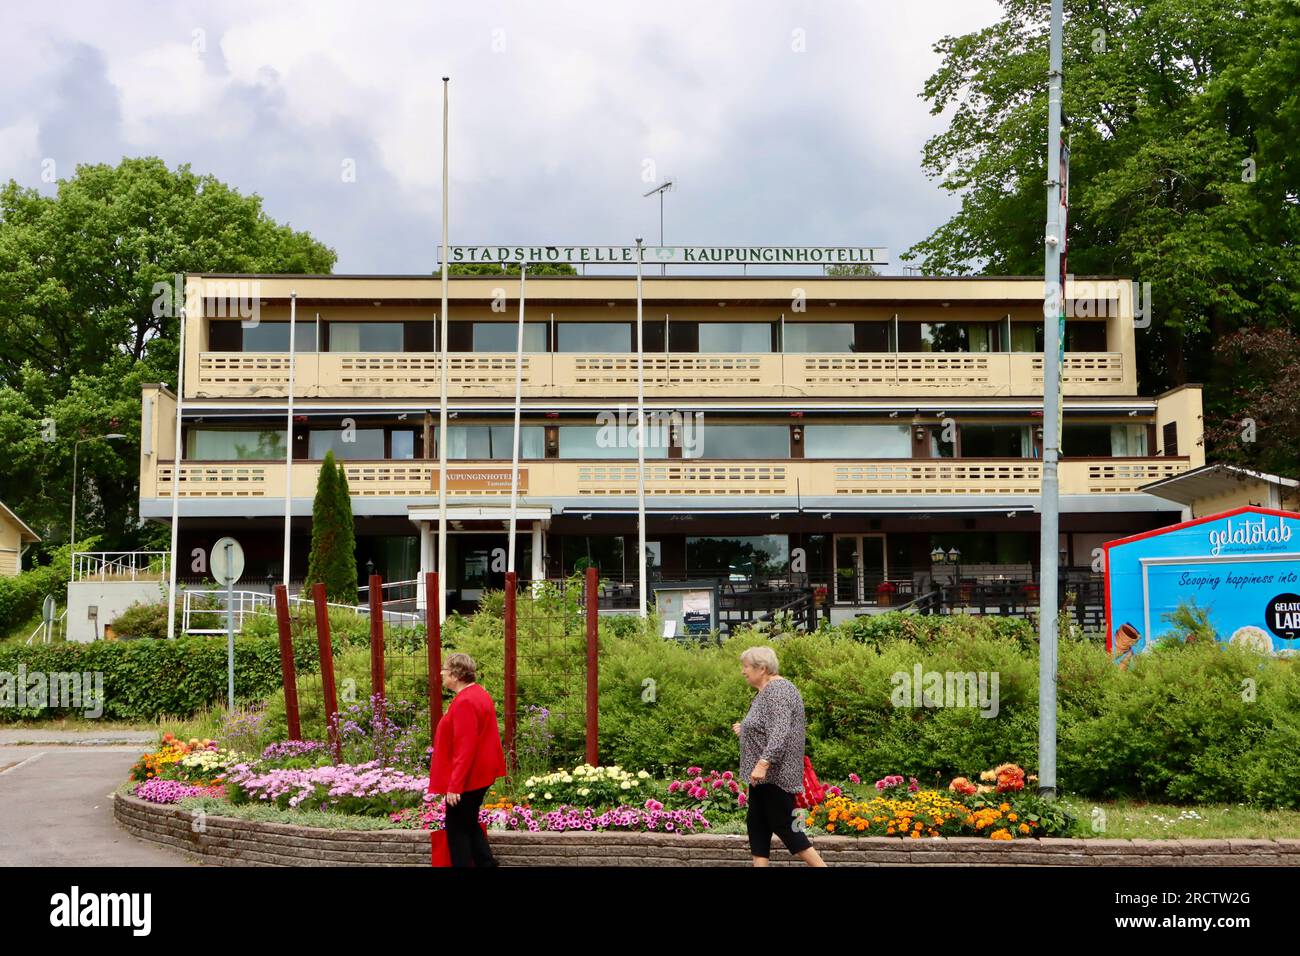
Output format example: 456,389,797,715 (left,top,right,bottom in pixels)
181,587,420,636
73,551,169,582
26,607,67,645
